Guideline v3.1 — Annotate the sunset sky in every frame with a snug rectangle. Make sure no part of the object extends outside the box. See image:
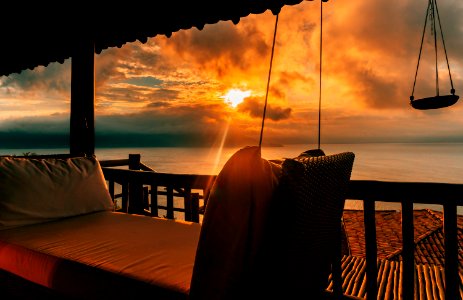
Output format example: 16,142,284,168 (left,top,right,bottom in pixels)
1,0,463,149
